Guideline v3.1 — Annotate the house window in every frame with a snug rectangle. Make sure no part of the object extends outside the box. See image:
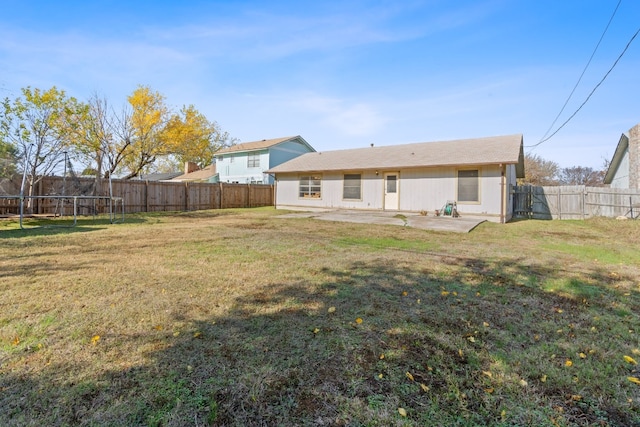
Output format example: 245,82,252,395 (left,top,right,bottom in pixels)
386,175,397,193
299,175,321,198
343,174,361,200
458,169,479,202
247,153,260,168
229,155,234,163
